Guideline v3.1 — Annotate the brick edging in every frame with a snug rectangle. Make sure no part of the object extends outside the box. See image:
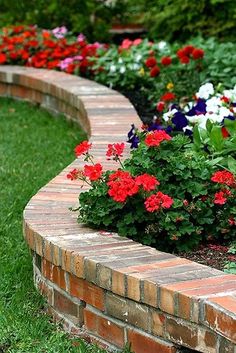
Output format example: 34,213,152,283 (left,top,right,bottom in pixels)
0,66,235,353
